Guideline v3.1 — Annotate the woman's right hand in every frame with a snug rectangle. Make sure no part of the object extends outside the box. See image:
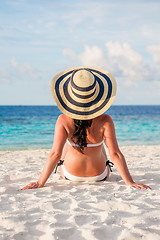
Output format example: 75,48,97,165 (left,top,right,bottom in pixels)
21,181,43,190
